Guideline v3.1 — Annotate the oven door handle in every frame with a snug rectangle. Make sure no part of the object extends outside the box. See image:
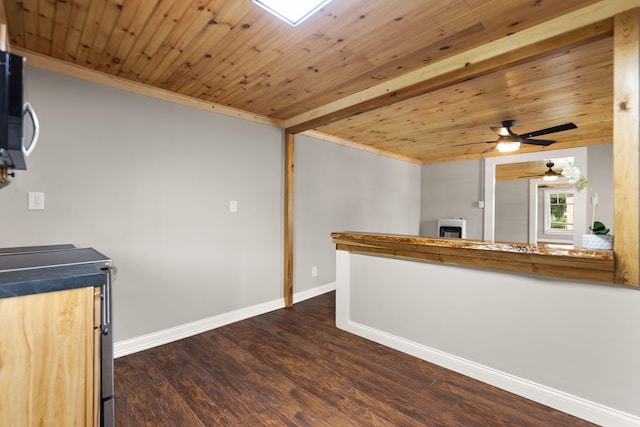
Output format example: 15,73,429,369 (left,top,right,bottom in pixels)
101,270,111,334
